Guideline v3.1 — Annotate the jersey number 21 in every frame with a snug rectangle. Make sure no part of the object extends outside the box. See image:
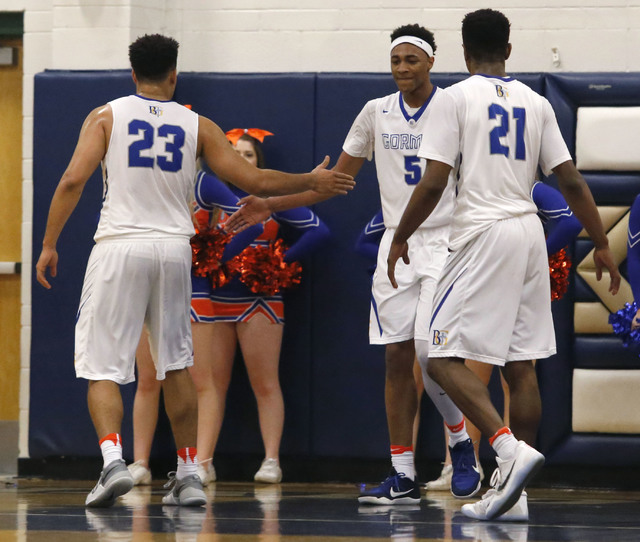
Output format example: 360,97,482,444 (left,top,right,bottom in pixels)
489,104,526,160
